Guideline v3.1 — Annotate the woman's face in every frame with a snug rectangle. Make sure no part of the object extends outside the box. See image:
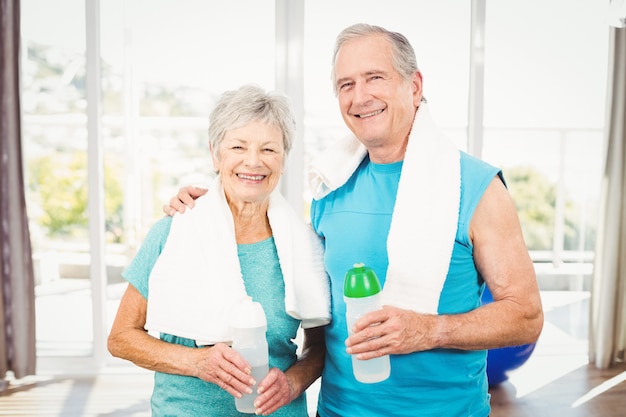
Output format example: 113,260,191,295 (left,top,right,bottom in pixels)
212,120,285,206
